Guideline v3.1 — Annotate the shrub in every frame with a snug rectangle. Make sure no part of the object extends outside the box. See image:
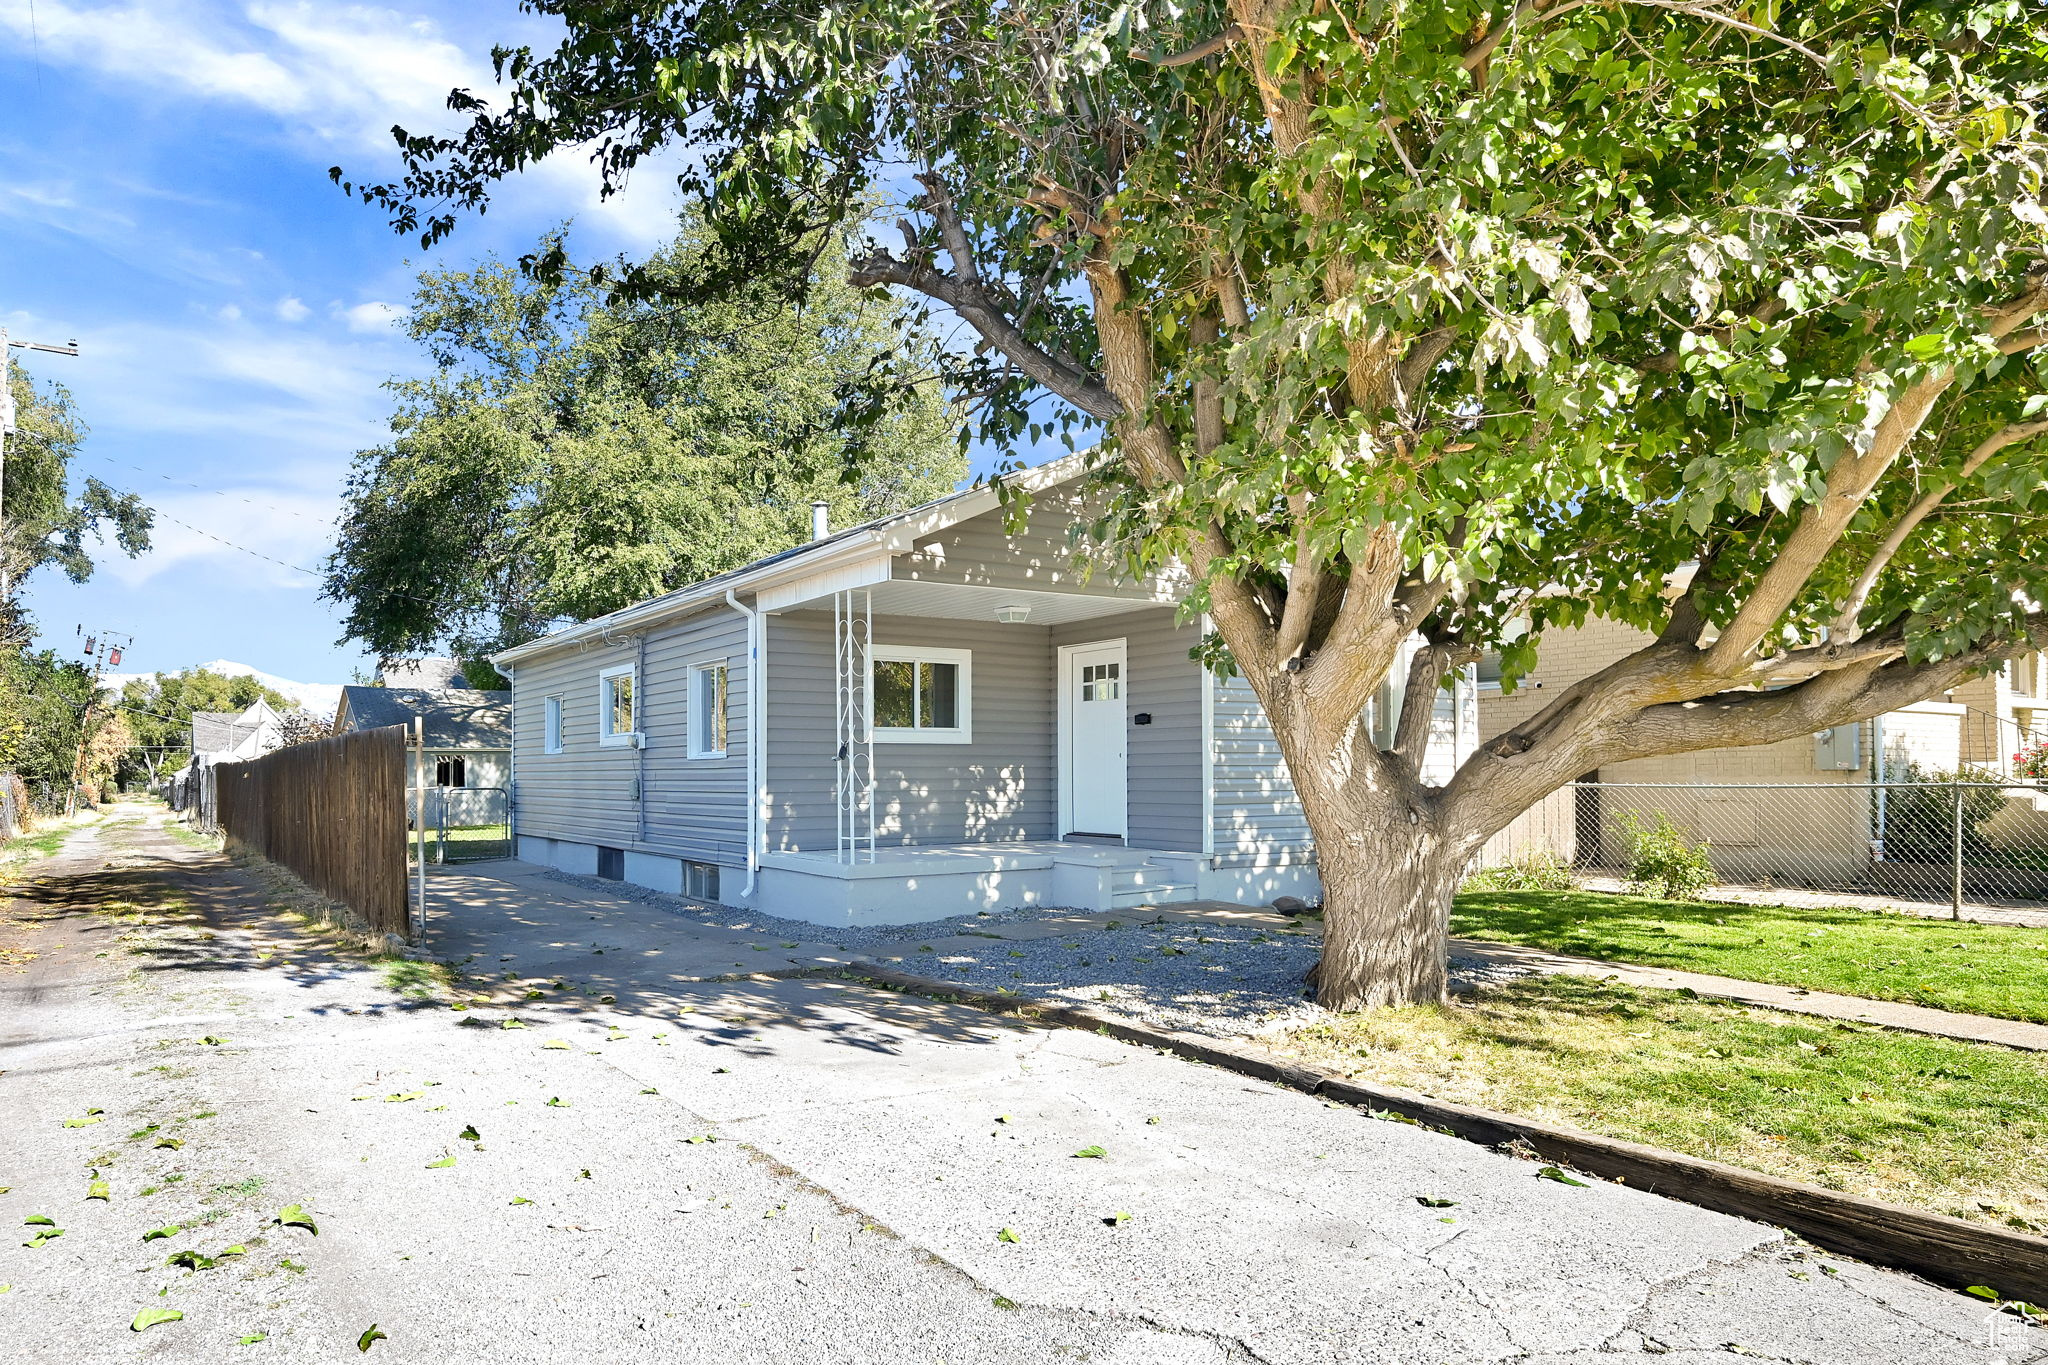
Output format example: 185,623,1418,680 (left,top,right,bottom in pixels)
1881,763,2007,863
1463,851,1579,892
2013,741,2048,781
1619,811,1716,900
